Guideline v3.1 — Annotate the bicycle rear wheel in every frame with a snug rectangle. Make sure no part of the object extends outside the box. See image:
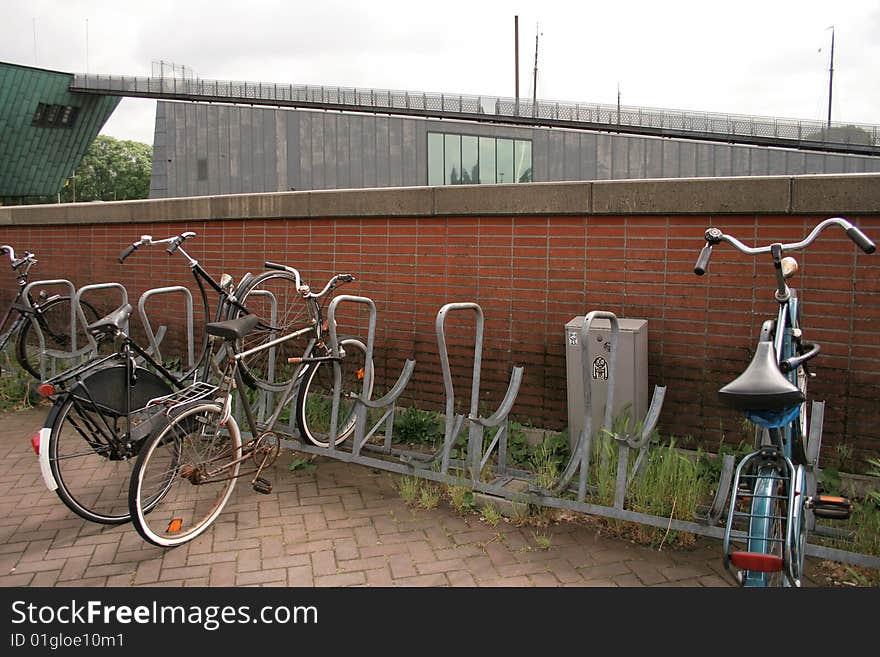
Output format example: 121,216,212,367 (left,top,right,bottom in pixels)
46,365,173,524
296,337,372,447
18,297,101,379
231,270,314,391
129,402,242,548
743,463,789,587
